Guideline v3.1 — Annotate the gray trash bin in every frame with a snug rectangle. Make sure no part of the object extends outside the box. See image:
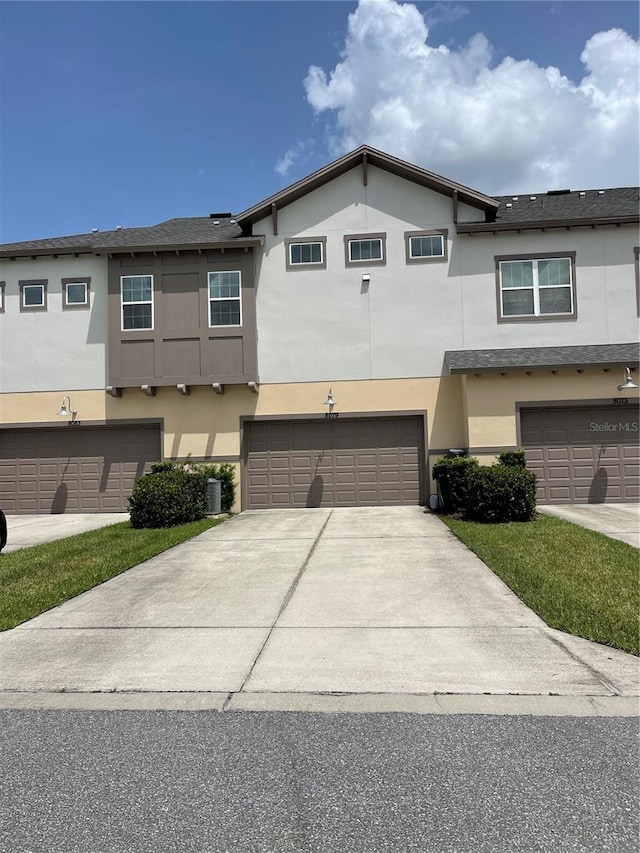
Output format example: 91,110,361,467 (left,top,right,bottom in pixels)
207,478,222,516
